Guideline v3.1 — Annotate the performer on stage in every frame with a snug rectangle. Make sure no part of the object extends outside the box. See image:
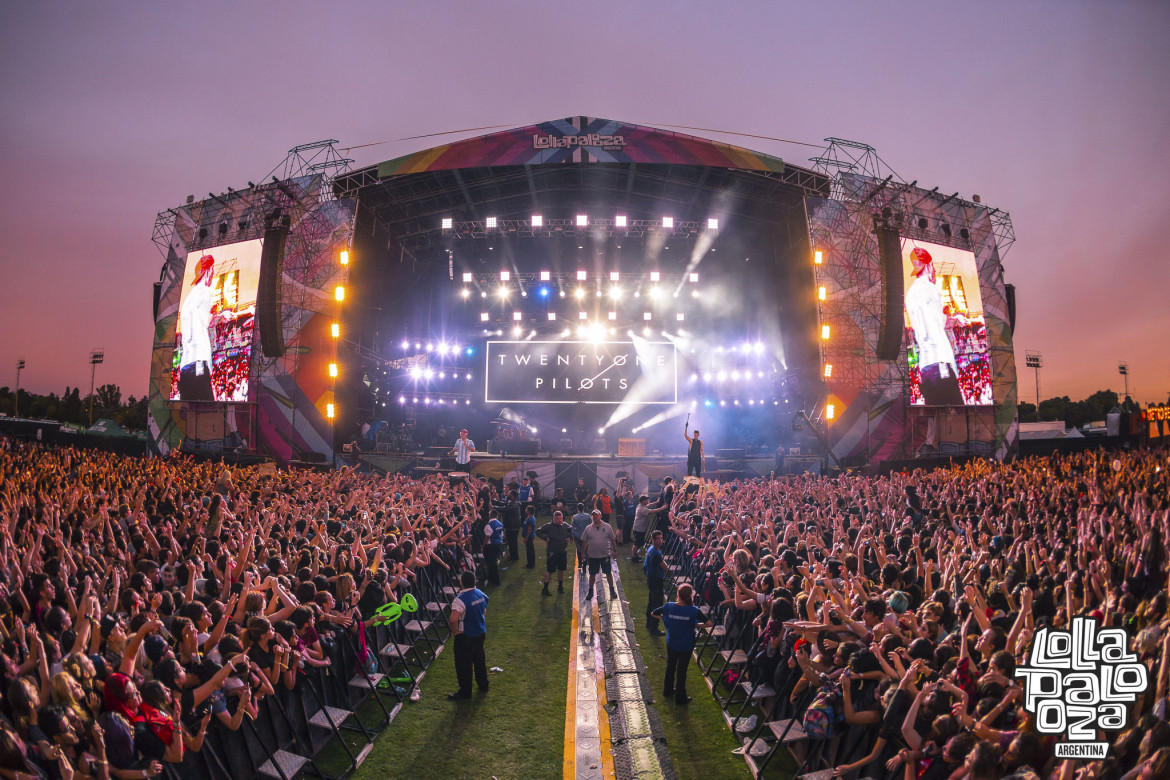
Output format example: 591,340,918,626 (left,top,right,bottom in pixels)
177,254,216,401
683,423,704,478
450,428,475,466
905,247,964,405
